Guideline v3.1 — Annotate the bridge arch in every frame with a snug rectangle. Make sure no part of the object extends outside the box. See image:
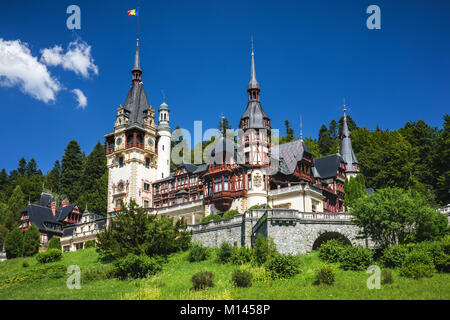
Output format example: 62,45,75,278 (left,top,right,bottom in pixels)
312,231,352,250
